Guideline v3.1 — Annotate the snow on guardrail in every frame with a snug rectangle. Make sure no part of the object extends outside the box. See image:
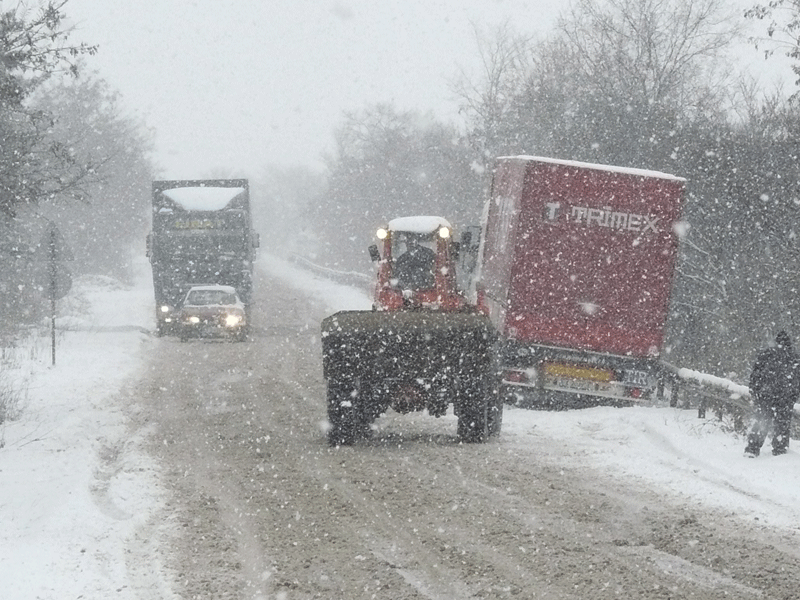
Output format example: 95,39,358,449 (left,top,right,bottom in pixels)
288,254,372,289
675,367,750,398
